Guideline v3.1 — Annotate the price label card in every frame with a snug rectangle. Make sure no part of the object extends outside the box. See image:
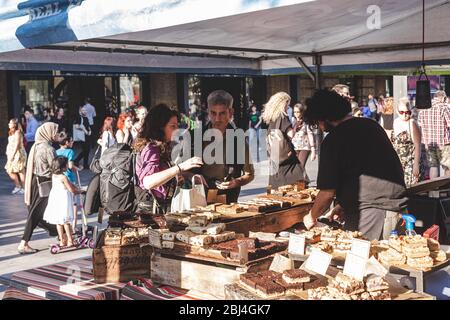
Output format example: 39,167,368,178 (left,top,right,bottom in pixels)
269,254,294,273
343,252,368,281
351,238,371,259
288,233,306,255
303,248,332,276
